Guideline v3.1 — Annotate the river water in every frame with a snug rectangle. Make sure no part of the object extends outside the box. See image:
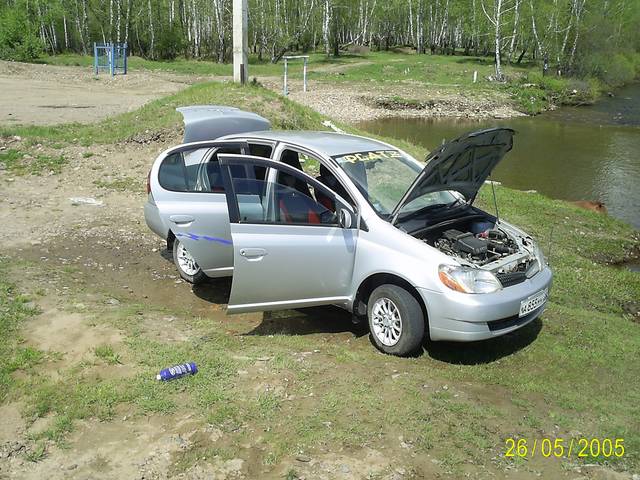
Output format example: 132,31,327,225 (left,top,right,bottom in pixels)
358,83,640,229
